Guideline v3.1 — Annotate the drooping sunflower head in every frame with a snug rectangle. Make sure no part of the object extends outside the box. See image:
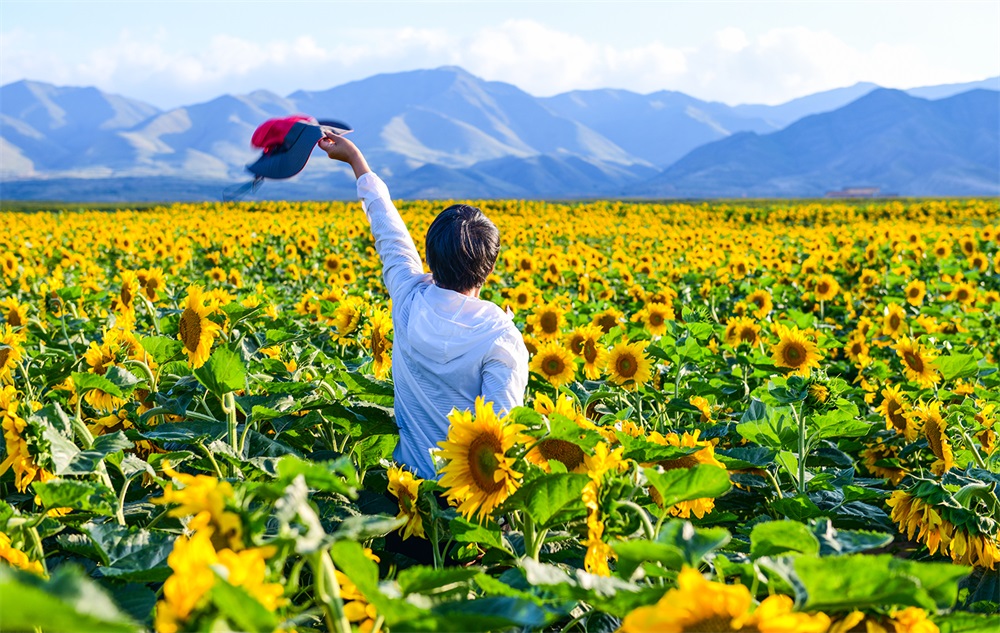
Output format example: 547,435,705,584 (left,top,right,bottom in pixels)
606,339,653,390
436,398,525,523
878,385,914,439
529,341,577,389
913,401,954,475
770,325,822,377
387,467,425,540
